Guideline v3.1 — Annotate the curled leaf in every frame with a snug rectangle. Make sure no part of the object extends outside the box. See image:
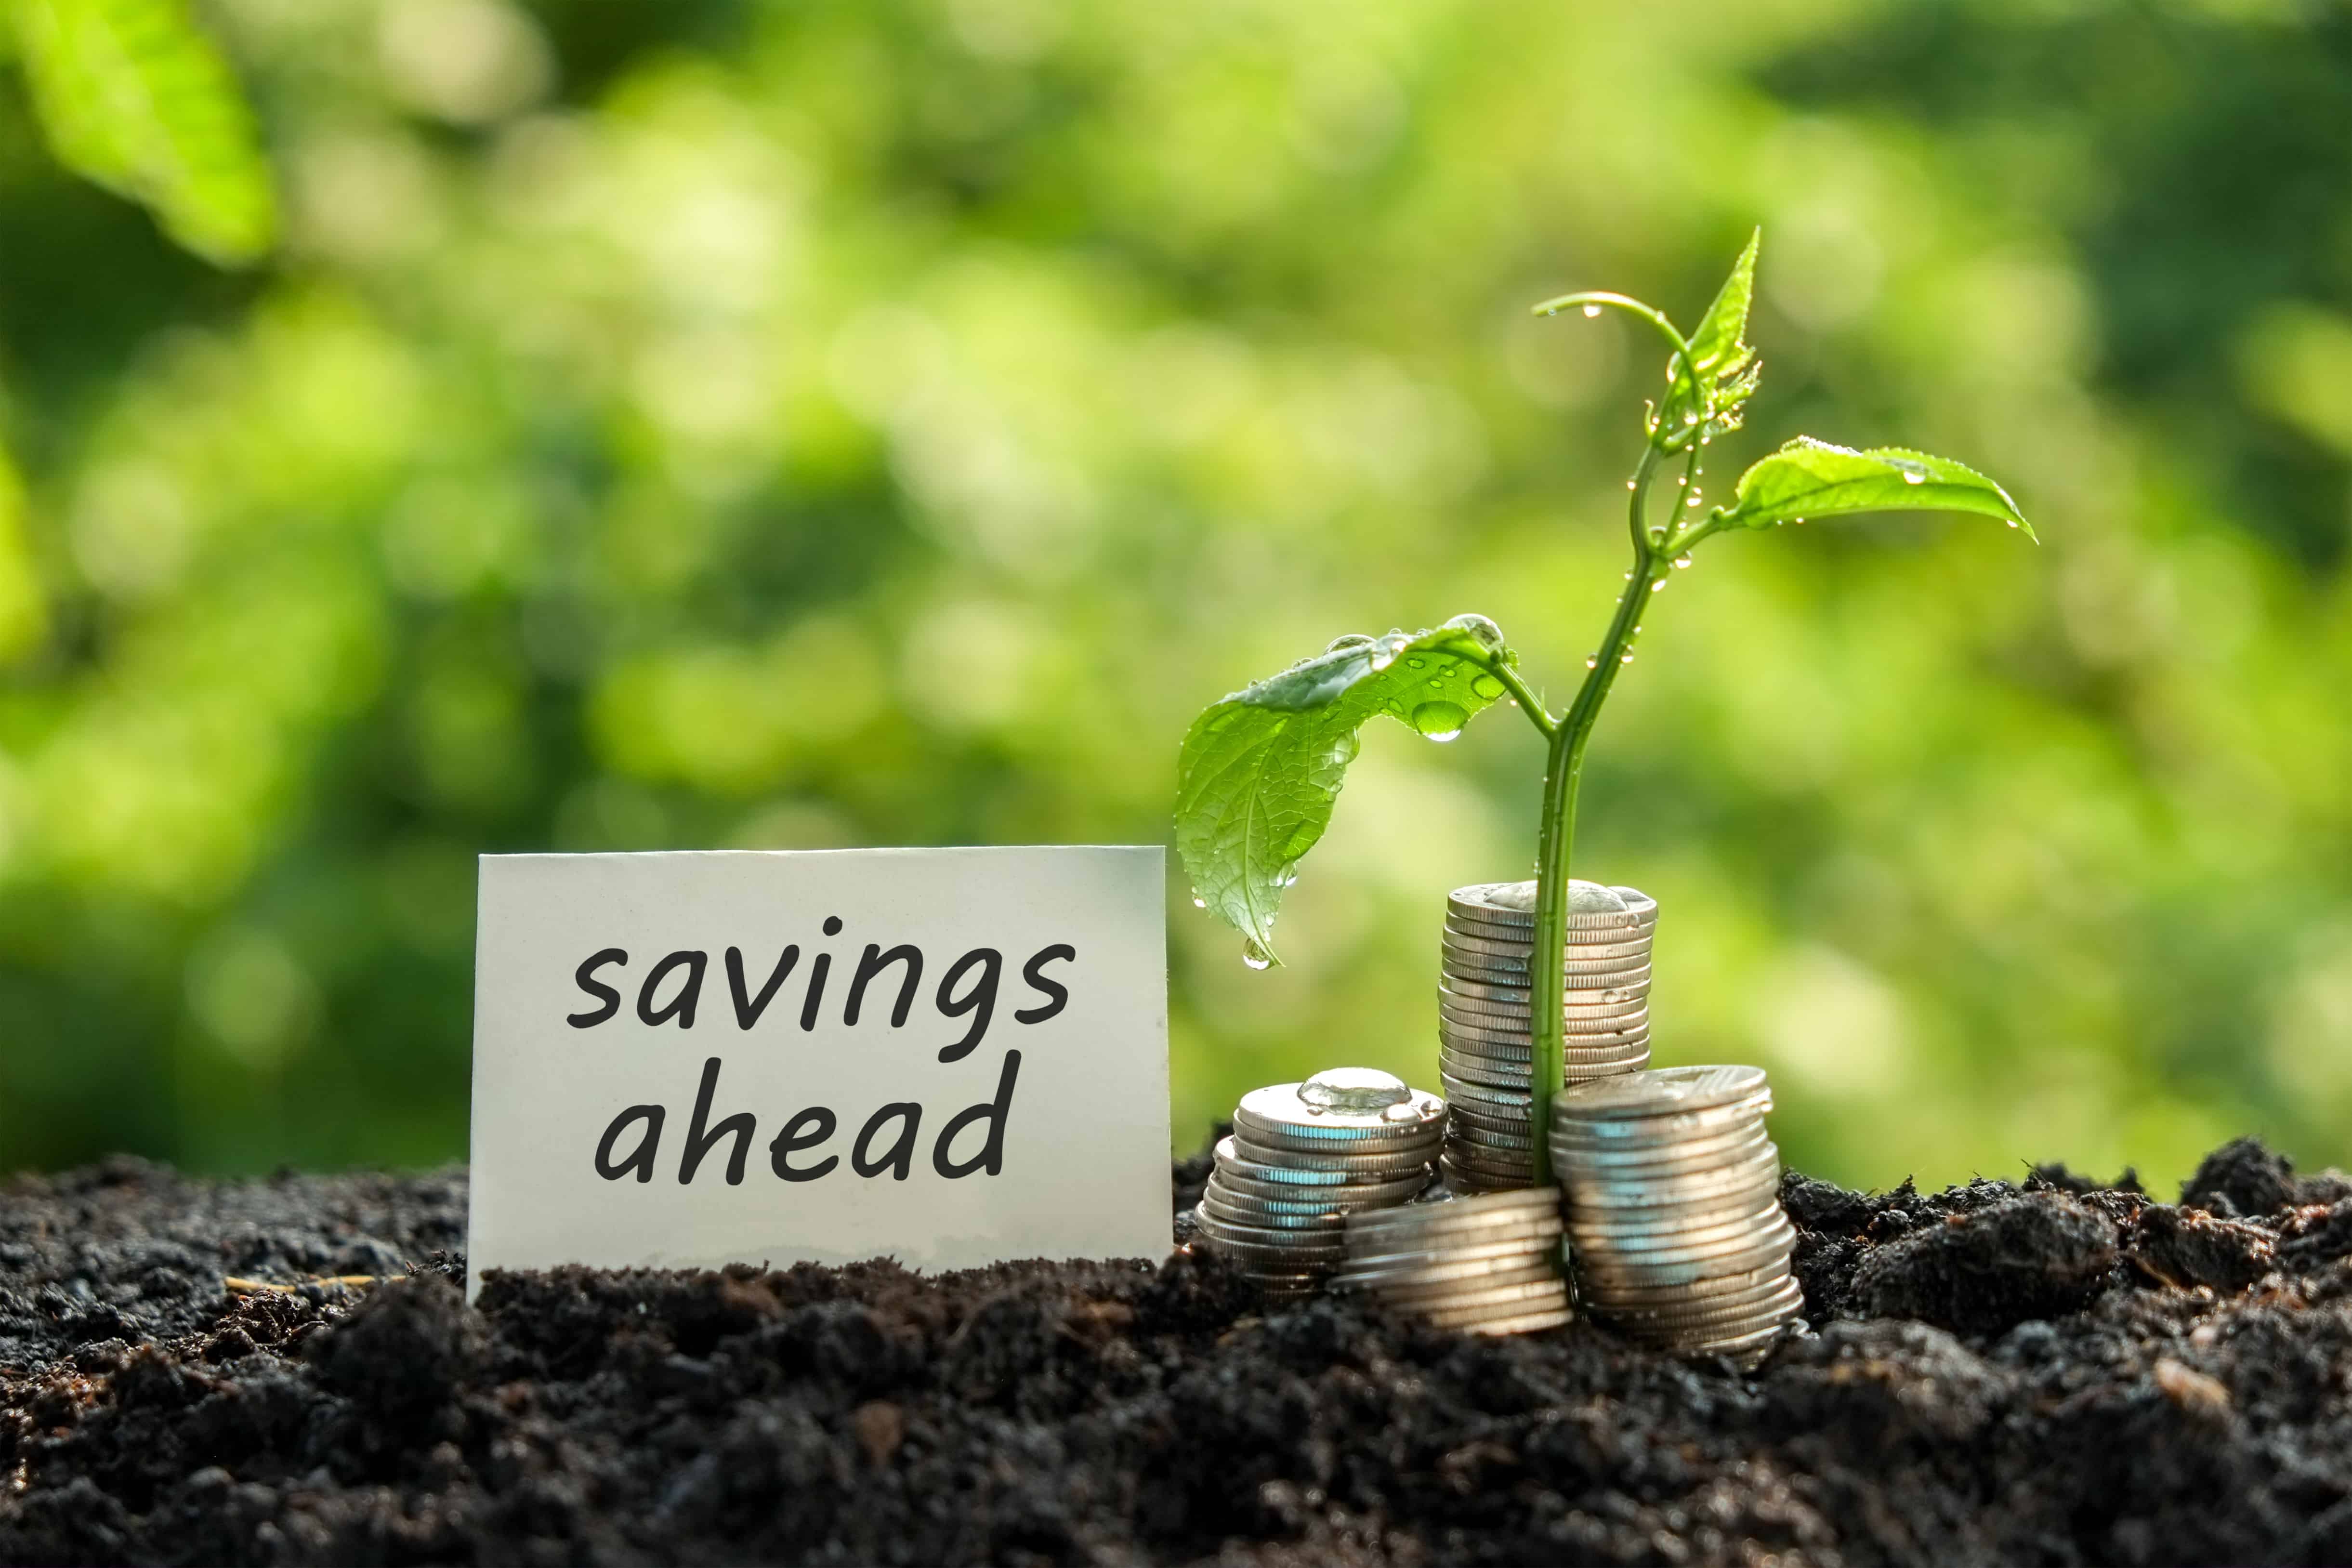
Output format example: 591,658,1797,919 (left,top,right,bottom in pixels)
1175,617,1515,965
